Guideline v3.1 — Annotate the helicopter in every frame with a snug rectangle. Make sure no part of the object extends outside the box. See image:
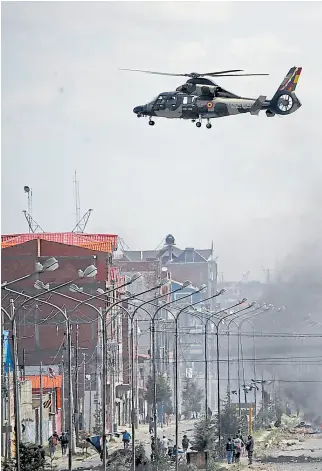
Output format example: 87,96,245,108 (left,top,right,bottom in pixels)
121,67,302,128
